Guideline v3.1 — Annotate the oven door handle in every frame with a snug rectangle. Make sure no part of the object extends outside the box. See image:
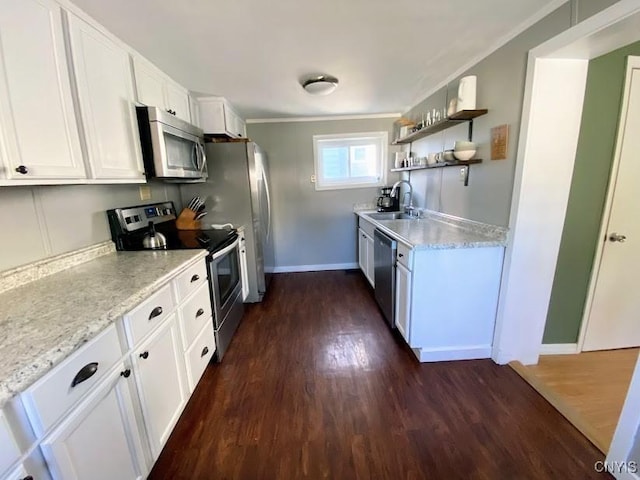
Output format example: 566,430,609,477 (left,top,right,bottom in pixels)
210,237,239,261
